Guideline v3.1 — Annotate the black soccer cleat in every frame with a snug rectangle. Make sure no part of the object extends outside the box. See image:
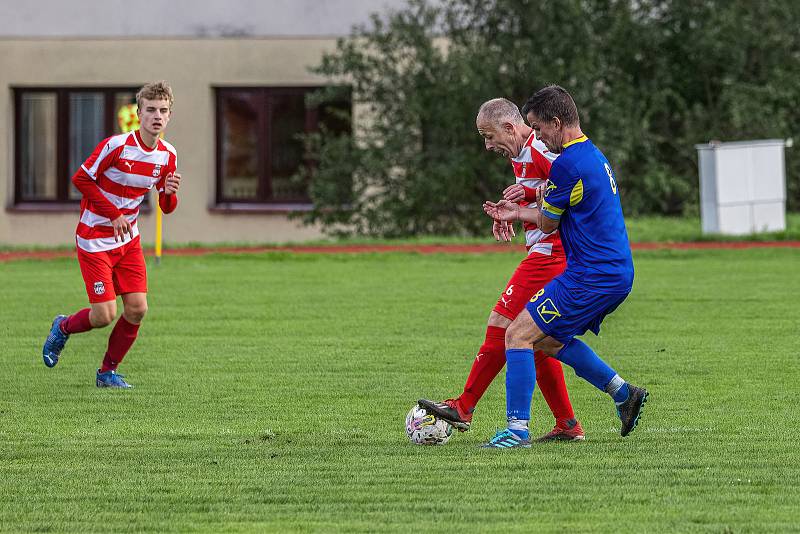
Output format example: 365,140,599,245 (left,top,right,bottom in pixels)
617,385,648,437
417,398,472,431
